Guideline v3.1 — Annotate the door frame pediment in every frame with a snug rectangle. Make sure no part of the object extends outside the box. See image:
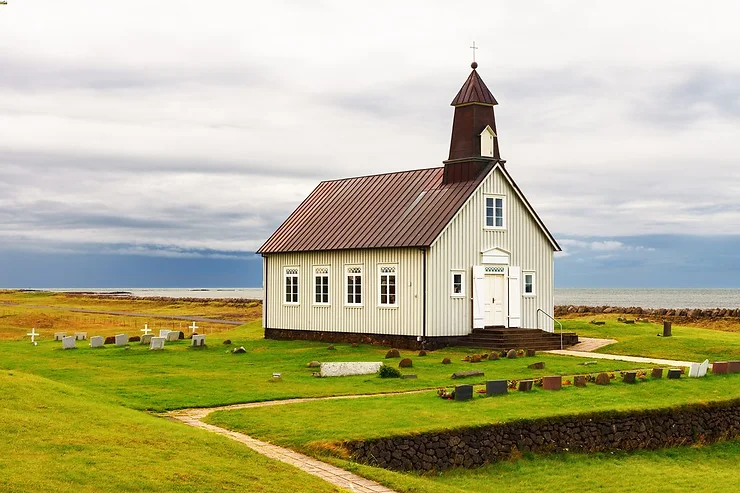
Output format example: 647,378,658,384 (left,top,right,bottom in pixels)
481,247,510,265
